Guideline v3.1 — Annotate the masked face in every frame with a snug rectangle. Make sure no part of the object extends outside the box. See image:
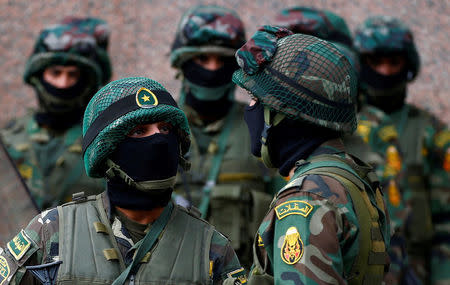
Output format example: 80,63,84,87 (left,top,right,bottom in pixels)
107,122,180,210
244,99,265,157
43,65,81,89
